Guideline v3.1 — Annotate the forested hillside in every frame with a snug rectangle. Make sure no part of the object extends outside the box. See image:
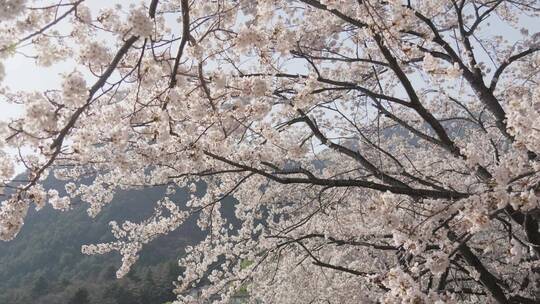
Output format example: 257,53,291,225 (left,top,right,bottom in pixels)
0,176,206,304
